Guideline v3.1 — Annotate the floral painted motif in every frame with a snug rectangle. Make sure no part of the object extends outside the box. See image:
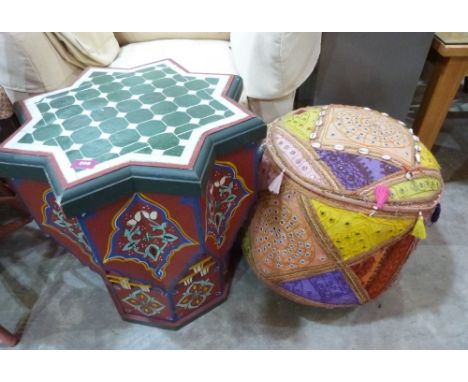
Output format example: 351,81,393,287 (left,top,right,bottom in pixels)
206,162,251,248
176,279,214,310
105,193,196,279
122,289,166,317
42,189,91,253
